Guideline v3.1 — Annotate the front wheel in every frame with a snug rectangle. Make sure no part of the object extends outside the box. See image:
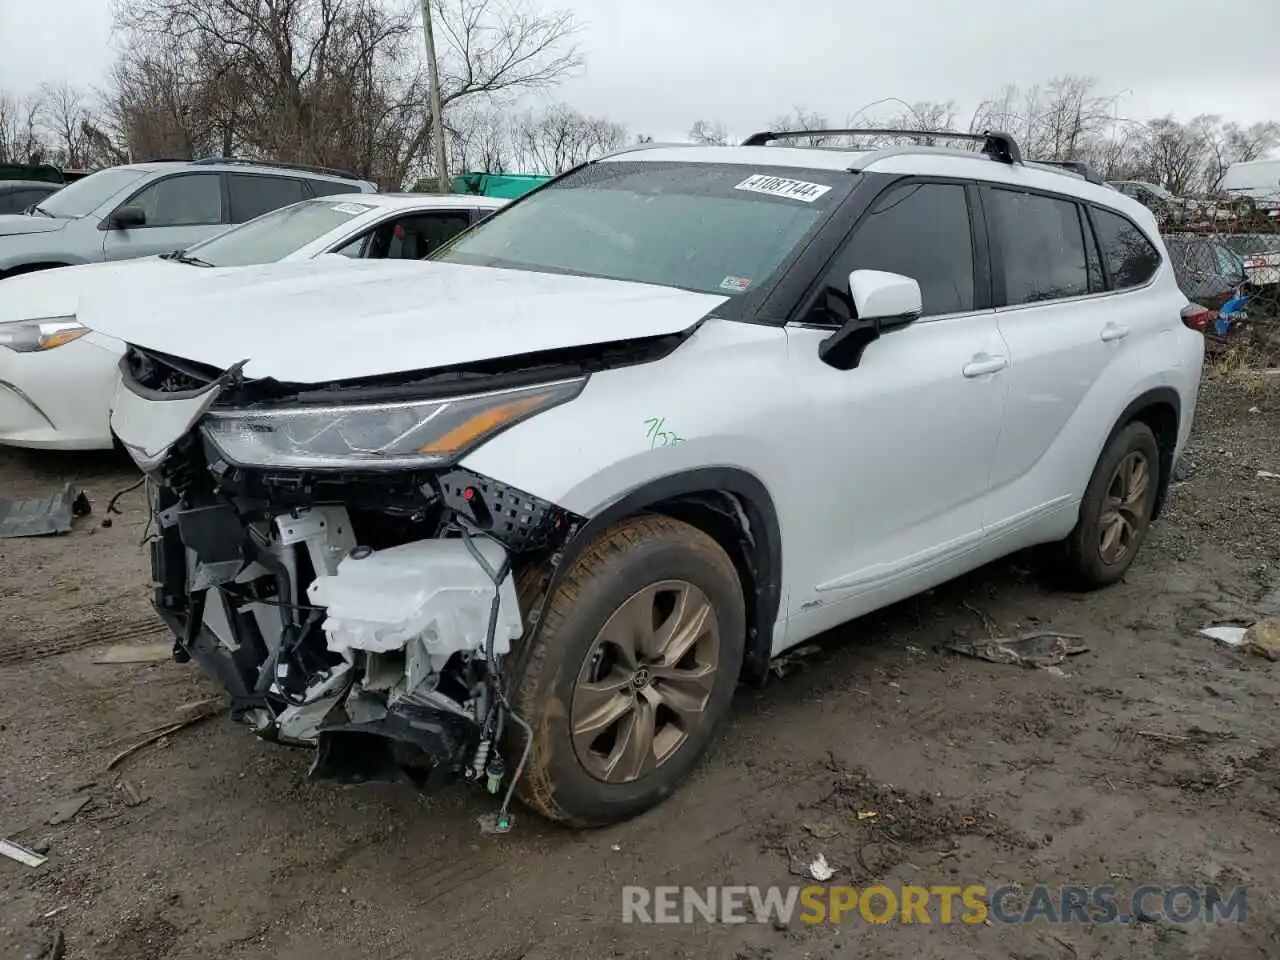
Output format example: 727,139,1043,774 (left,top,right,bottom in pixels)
1053,421,1161,589
507,515,745,827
